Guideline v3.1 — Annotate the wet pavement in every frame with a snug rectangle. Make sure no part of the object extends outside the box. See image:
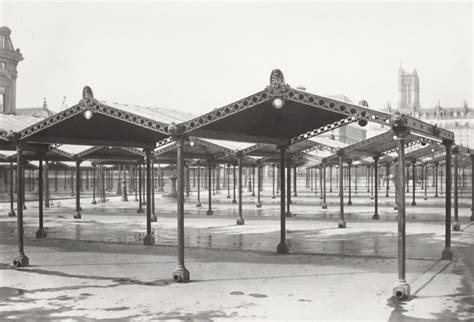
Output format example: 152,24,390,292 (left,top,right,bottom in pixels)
0,189,473,320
